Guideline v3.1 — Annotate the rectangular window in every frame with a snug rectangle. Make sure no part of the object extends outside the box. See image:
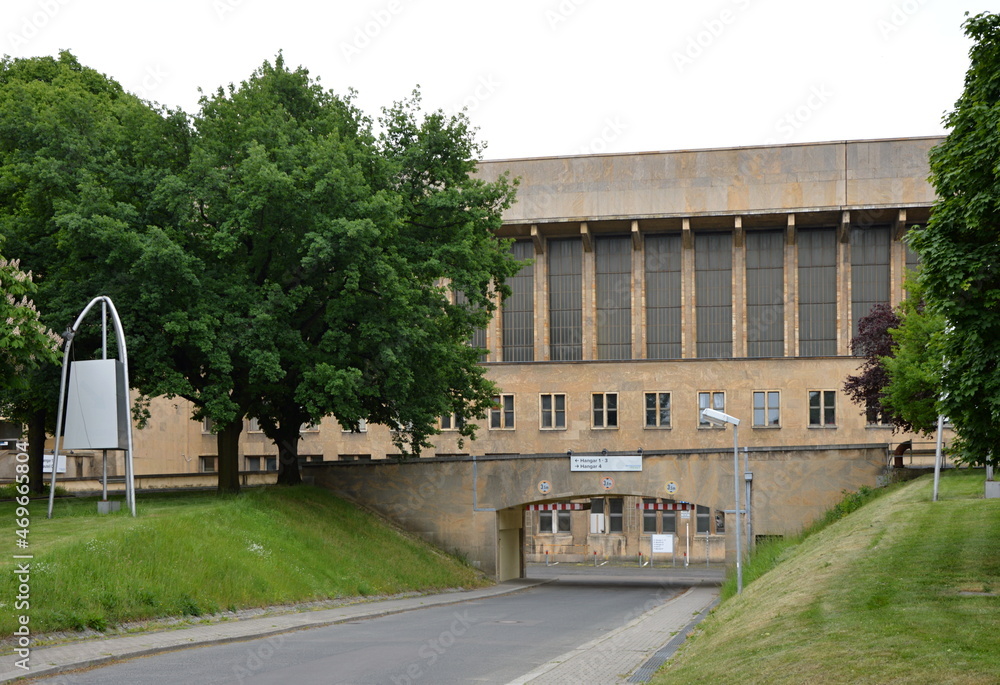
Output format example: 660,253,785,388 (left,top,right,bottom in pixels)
266,456,277,471
247,417,262,432
441,414,465,431
246,456,261,472
662,508,676,534
645,233,682,359
644,392,671,429
746,230,785,357
592,392,619,429
695,232,733,358
540,393,566,430
752,391,780,427
490,394,515,430
643,498,658,534
698,391,726,427
798,228,837,356
809,390,837,427
455,290,486,362
549,238,583,361
341,418,367,433
537,510,571,534
557,510,571,533
851,226,891,339
595,236,632,360
539,510,552,533
608,497,624,533
202,418,214,434
696,504,711,534
590,497,605,534
503,241,535,362
199,456,217,473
